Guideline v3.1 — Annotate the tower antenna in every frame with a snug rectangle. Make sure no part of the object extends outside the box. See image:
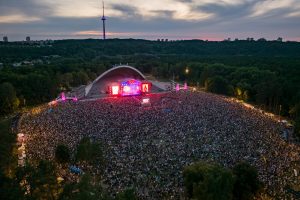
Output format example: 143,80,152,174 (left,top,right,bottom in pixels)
101,1,106,40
